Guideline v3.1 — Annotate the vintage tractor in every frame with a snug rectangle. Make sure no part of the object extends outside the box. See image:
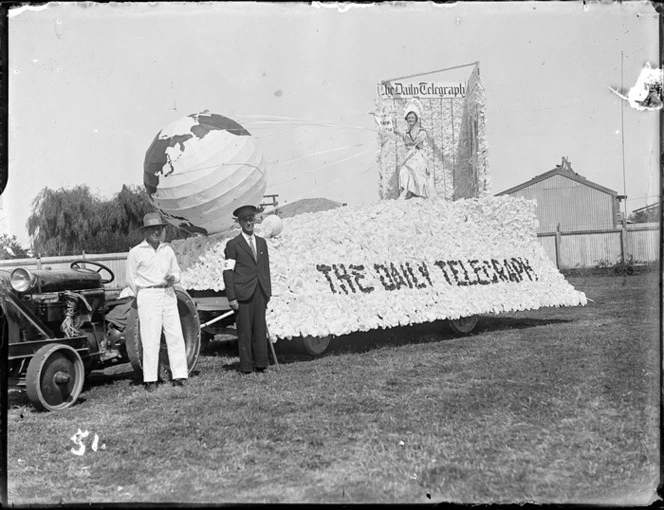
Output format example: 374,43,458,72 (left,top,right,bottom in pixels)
2,260,201,411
